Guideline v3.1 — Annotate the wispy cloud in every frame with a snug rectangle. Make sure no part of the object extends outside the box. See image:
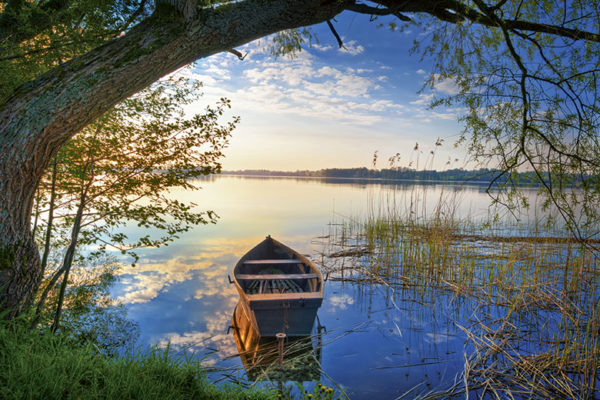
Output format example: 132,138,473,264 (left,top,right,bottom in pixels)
433,78,460,95
410,93,435,105
312,43,333,52
340,40,365,55
186,50,404,126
